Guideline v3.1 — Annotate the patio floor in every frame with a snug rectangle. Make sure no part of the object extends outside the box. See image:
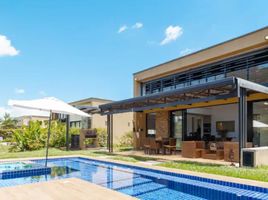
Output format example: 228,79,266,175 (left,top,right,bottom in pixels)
116,150,231,165
0,178,136,200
